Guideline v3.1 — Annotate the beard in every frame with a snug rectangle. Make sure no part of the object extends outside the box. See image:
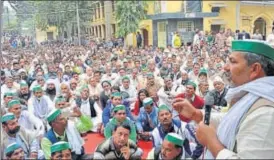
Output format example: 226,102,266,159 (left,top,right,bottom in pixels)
46,88,56,95
8,126,20,135
21,93,30,100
